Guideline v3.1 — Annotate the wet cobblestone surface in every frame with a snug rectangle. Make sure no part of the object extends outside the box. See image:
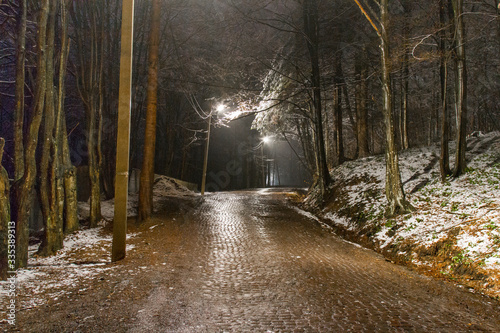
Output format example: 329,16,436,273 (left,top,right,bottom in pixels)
131,190,500,332
13,189,500,332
